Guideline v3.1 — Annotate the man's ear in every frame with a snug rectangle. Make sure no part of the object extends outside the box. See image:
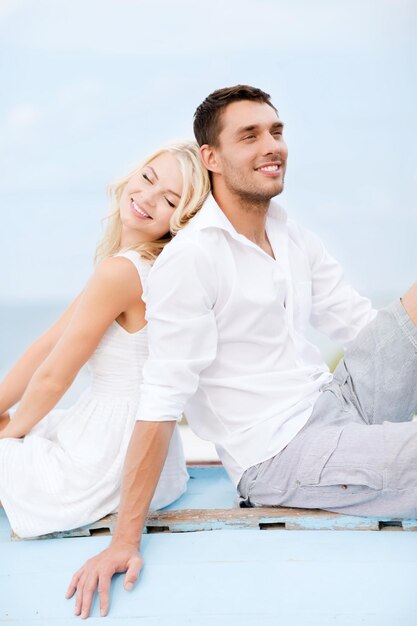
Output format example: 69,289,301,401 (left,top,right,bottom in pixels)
200,144,221,174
